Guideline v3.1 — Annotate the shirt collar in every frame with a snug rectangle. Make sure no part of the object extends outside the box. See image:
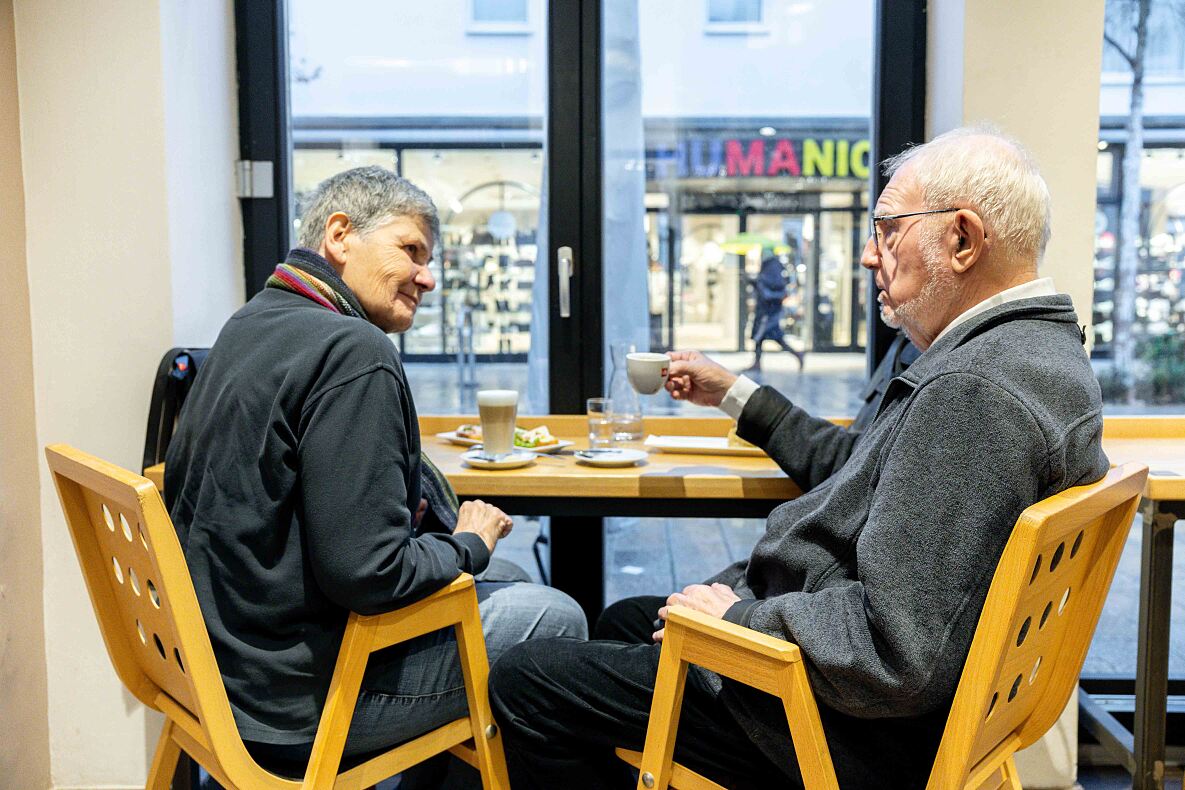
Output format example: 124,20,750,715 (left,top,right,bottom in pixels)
933,277,1057,343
